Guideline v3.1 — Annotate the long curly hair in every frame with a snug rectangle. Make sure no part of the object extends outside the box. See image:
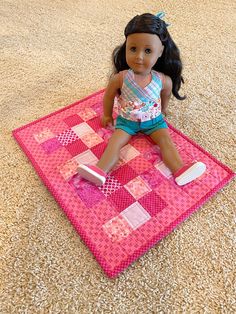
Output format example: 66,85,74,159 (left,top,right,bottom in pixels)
112,13,186,100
